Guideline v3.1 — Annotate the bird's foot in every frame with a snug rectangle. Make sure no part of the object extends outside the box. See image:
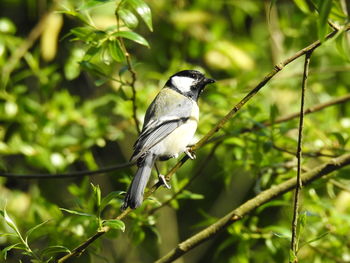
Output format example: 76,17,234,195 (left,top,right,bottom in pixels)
158,174,171,189
185,147,196,160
